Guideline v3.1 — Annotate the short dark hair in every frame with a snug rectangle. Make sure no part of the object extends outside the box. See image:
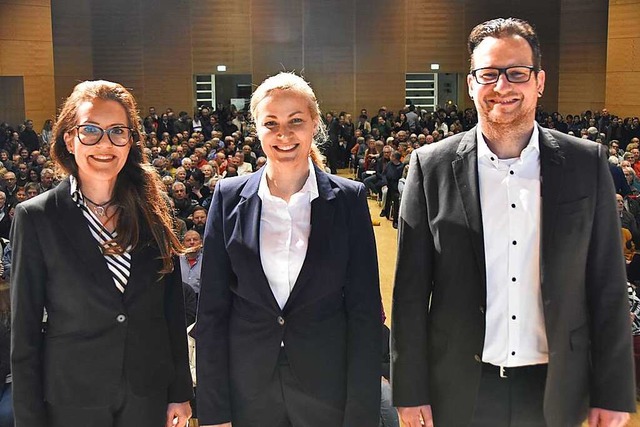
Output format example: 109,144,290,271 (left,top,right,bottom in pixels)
468,17,542,71
190,168,205,185
192,206,207,215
